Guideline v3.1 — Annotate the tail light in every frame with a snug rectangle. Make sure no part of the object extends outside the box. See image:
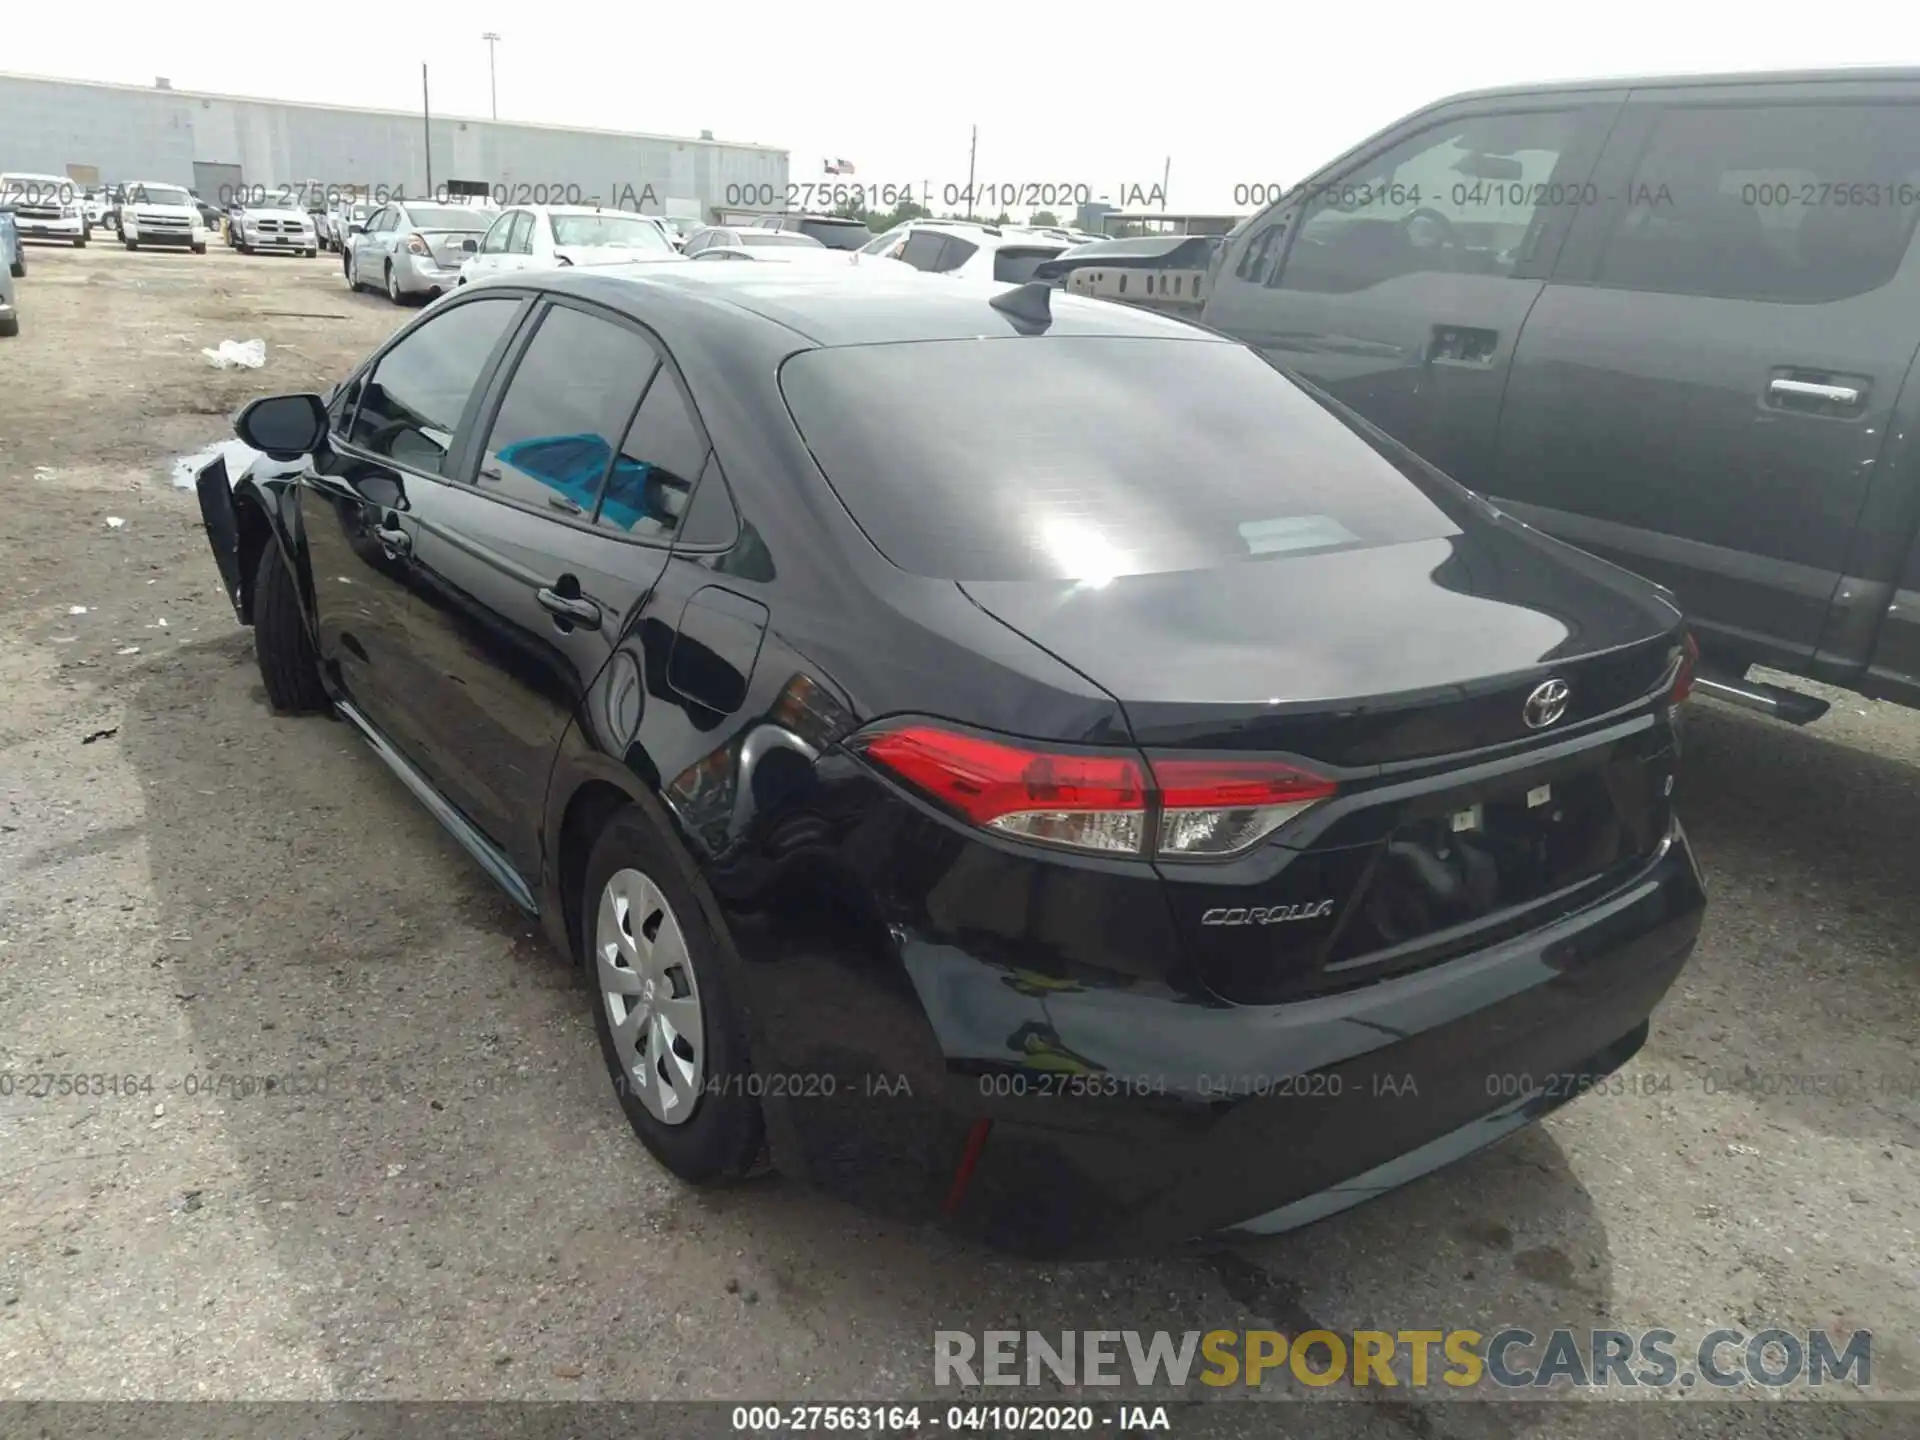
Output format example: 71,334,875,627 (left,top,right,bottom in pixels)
1664,631,1698,703
849,723,1336,860
405,234,430,256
